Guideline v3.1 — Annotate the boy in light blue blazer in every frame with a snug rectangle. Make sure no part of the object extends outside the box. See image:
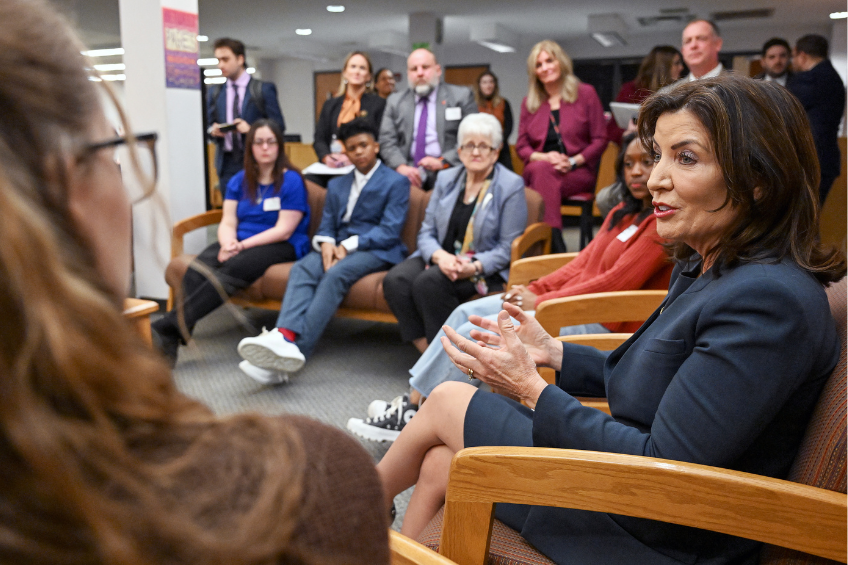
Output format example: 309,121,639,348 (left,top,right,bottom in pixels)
237,118,410,383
